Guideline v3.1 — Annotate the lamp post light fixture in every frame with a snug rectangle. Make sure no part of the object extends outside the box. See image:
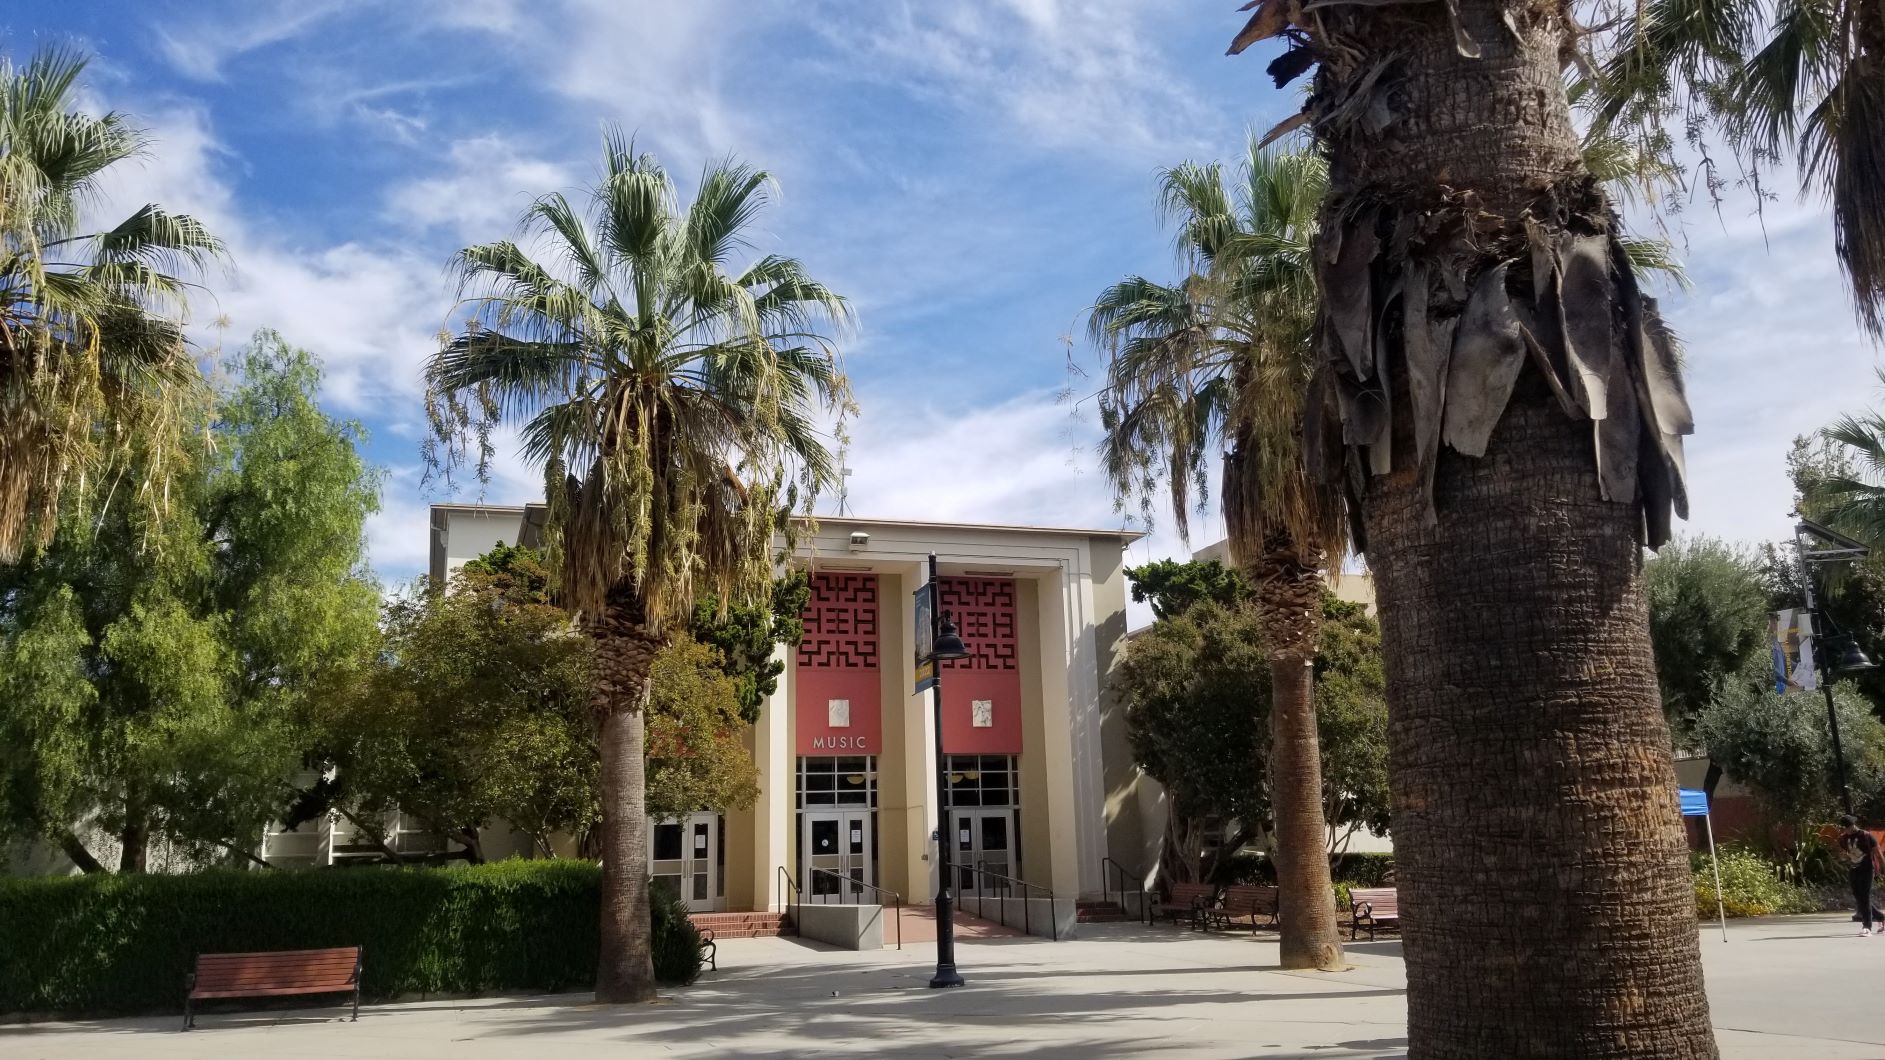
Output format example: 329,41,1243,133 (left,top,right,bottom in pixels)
1796,519,1879,816
923,552,972,989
